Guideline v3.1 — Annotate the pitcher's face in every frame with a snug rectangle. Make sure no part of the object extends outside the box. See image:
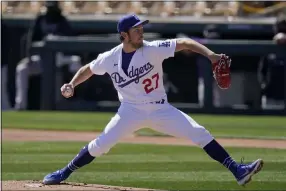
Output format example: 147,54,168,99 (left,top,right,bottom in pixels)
126,25,144,49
